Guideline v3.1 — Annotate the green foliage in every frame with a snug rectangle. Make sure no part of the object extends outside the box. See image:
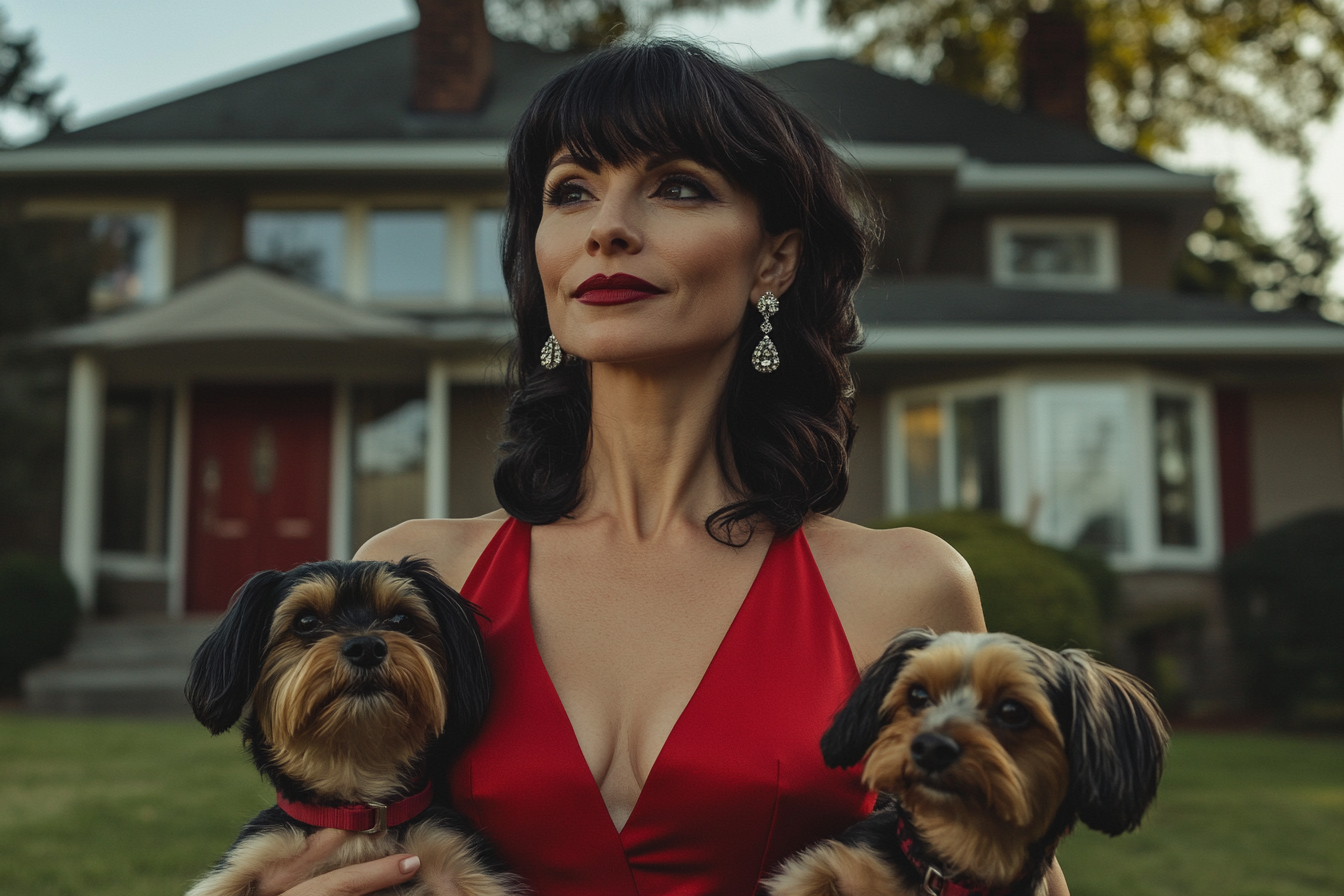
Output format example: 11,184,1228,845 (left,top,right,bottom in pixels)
1175,181,1340,316
872,510,1104,651
821,0,1344,164
0,8,70,145
1221,509,1344,724
0,554,79,694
